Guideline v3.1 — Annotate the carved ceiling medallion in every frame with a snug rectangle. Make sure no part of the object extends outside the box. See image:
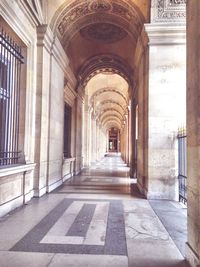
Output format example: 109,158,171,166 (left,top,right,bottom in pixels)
80,23,127,43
